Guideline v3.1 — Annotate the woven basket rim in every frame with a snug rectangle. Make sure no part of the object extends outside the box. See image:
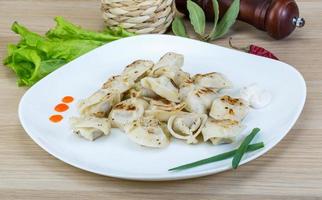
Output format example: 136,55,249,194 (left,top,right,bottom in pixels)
101,0,175,34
